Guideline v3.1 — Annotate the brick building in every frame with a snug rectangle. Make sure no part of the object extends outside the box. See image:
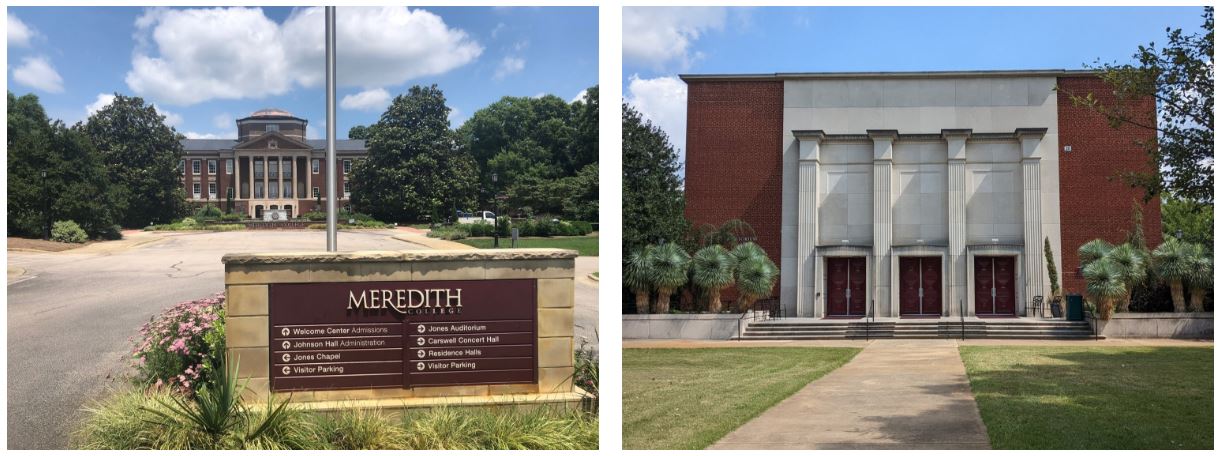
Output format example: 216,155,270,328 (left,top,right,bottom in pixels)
179,108,367,219
681,70,1159,318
